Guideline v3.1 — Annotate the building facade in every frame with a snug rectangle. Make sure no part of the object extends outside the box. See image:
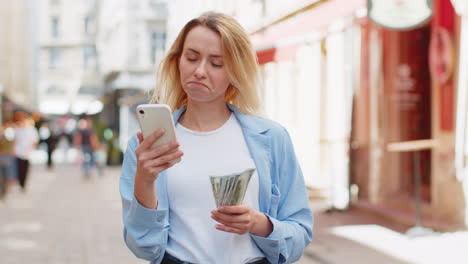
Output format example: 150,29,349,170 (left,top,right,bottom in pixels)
97,0,168,150
453,0,468,227
351,0,468,230
249,0,365,210
37,0,102,116
0,0,38,121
